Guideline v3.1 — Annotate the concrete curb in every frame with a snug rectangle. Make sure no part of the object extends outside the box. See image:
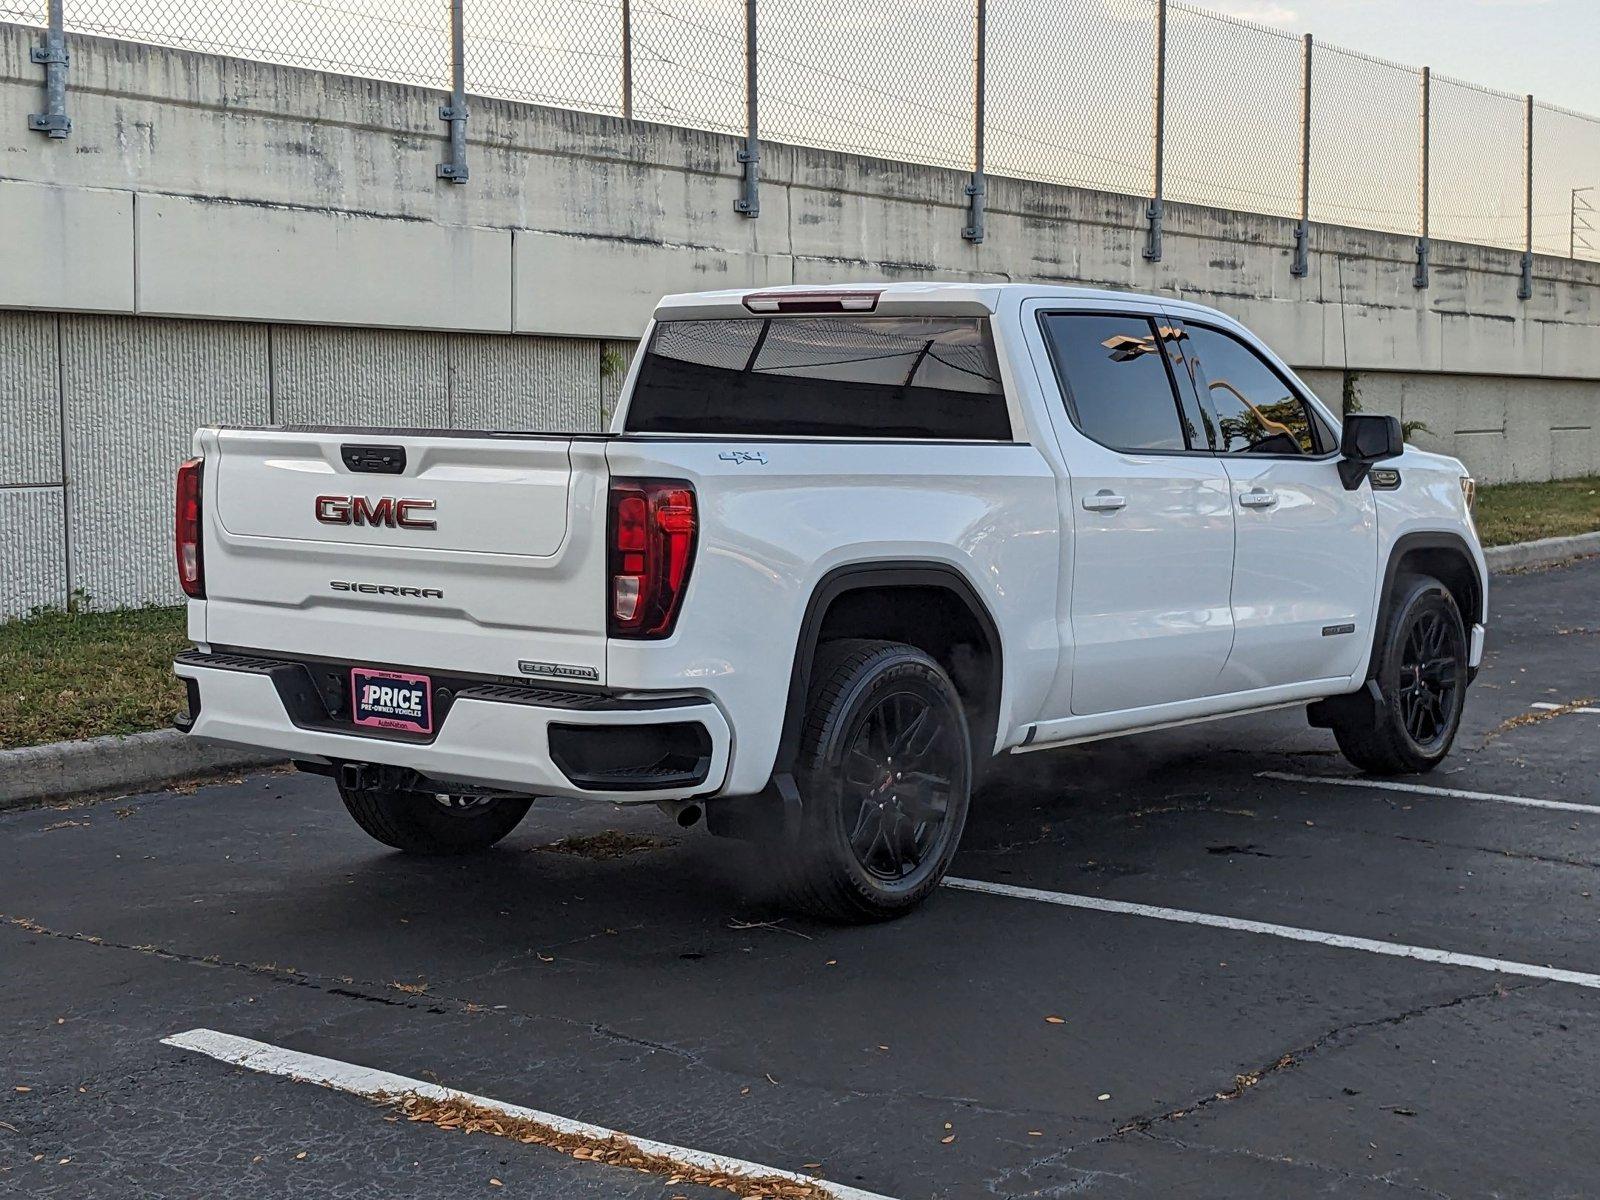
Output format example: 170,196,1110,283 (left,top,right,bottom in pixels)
1484,531,1600,573
0,730,285,813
